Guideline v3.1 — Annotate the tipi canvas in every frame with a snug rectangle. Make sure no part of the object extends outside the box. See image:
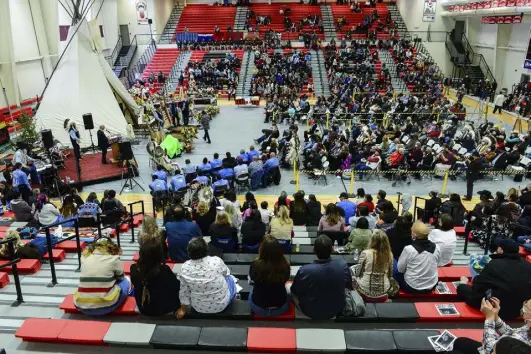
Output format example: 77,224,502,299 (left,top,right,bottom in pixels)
35,19,138,148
